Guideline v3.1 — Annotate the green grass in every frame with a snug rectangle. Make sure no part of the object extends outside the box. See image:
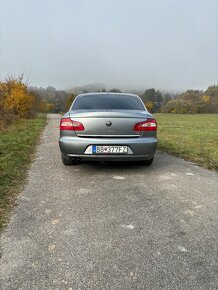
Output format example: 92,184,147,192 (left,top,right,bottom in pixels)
0,115,46,229
156,114,218,170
